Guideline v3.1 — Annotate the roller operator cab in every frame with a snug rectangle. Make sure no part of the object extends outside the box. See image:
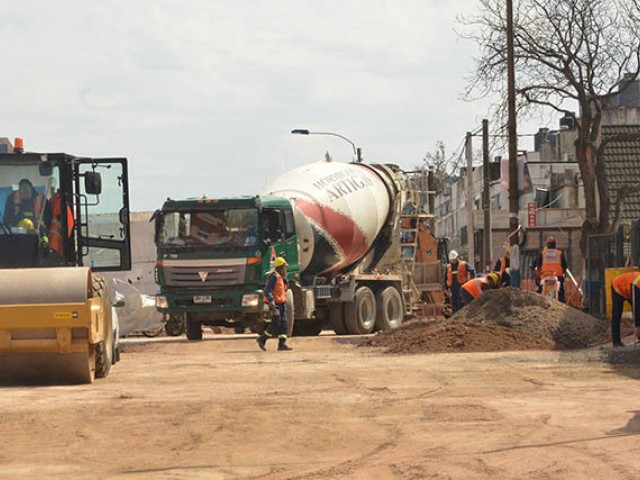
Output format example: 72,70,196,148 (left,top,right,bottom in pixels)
0,137,132,384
